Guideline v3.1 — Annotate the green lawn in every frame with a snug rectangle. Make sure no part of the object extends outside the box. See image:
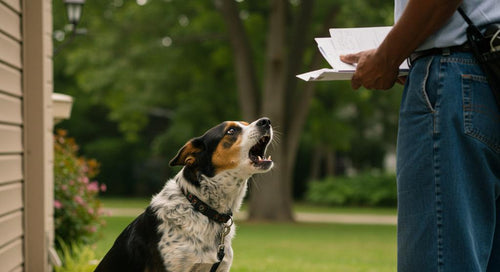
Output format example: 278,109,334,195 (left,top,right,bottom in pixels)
230,222,396,272
100,197,397,215
96,215,397,271
292,202,397,215
100,197,151,209
95,216,134,257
